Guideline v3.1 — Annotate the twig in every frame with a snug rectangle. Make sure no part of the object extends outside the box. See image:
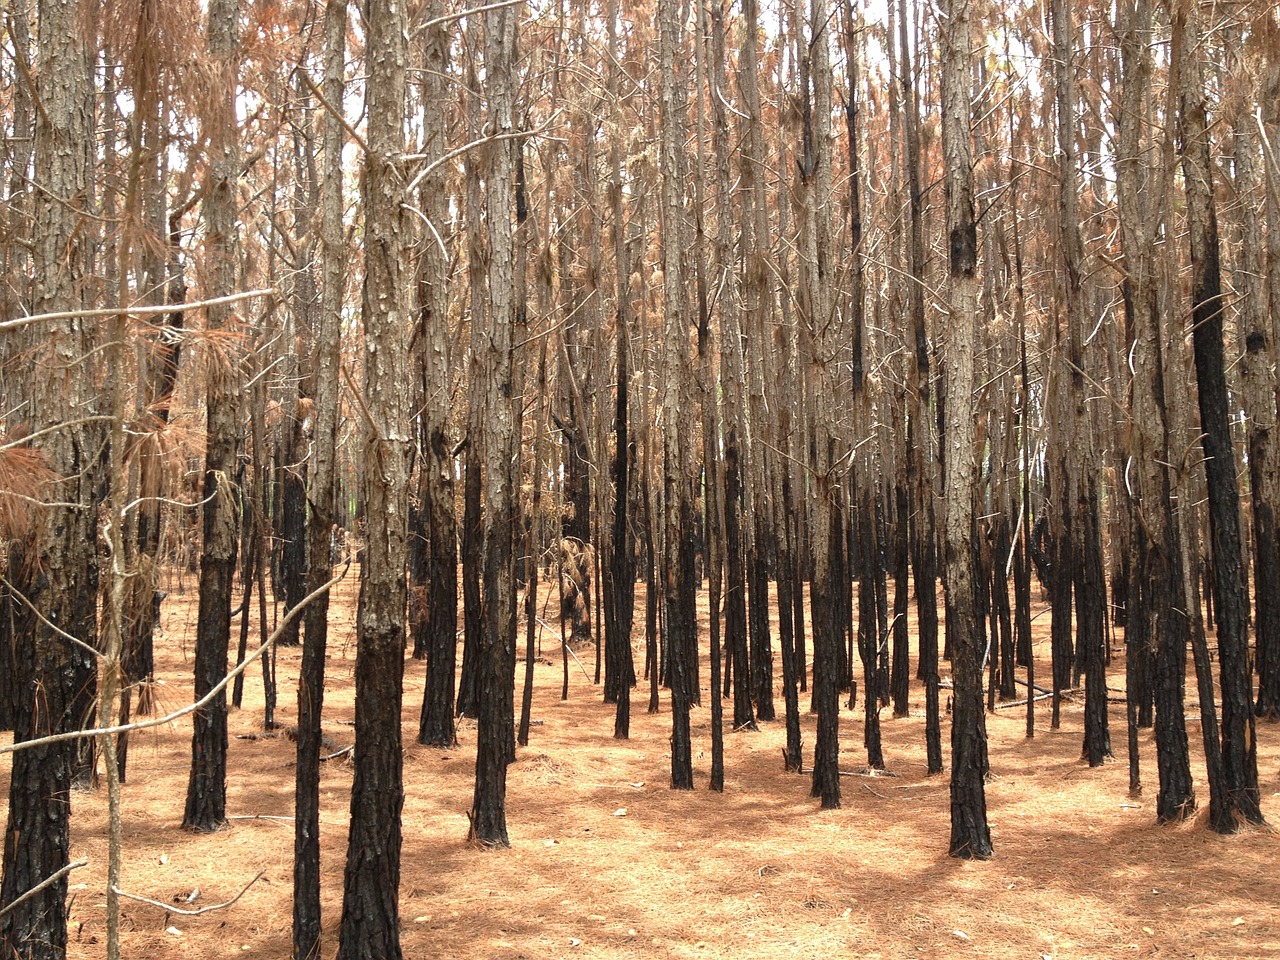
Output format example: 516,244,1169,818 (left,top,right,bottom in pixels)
226,815,295,823
1,573,105,661
404,110,562,195
562,640,593,683
320,745,353,762
535,617,593,682
112,870,264,917
0,860,88,920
